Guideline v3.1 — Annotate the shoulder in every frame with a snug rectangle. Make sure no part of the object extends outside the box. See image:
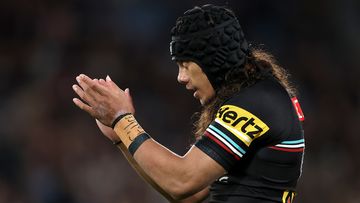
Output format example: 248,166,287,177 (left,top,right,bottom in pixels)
227,77,291,112
216,77,296,141
229,78,293,116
